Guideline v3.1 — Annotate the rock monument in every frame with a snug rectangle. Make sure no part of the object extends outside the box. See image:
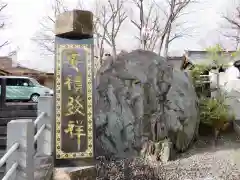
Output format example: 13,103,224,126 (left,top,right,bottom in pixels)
95,50,200,162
